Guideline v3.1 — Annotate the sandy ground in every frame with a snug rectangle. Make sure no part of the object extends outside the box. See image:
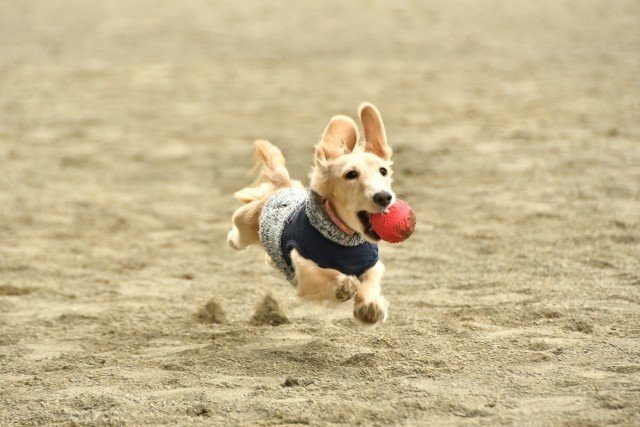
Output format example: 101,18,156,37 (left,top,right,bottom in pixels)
1,0,639,425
